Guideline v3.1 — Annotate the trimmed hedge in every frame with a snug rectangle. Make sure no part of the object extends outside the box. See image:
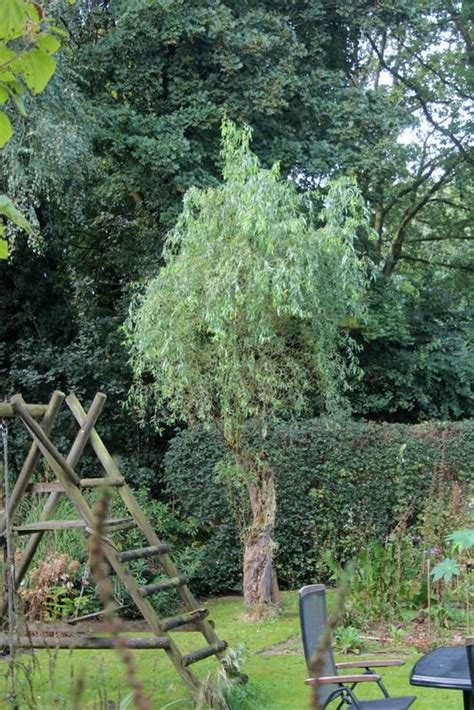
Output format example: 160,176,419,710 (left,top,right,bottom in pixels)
163,419,473,596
